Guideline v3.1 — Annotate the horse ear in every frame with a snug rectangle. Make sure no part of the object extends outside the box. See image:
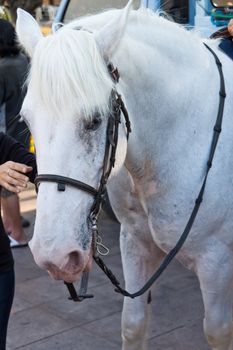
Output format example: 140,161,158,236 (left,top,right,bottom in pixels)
16,8,43,58
94,0,133,60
